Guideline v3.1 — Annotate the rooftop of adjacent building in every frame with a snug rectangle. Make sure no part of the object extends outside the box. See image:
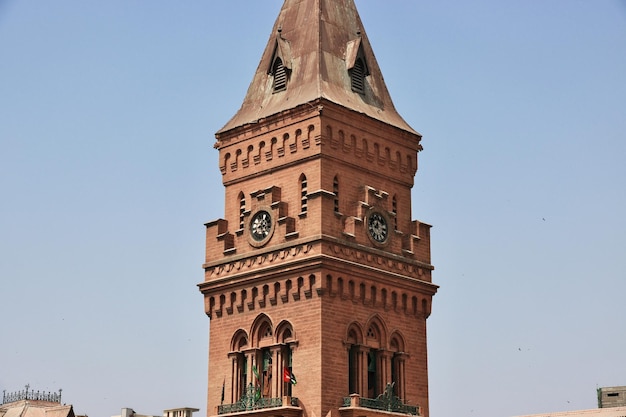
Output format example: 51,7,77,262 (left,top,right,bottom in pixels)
112,407,200,417
1,386,74,417
513,407,626,417
513,387,626,417
599,387,626,409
